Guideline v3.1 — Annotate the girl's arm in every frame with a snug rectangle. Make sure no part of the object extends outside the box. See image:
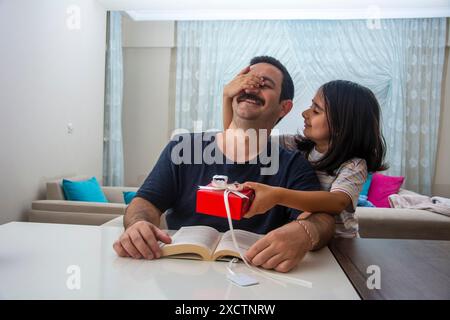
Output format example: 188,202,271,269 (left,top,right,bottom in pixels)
277,188,351,215
242,182,352,217
222,66,264,129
